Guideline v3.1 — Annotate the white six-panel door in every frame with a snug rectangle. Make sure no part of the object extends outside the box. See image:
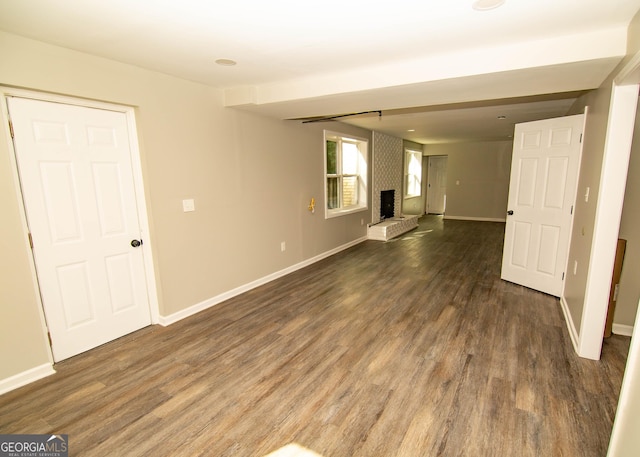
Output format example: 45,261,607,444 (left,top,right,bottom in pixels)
8,96,151,361
501,114,584,297
427,156,447,214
